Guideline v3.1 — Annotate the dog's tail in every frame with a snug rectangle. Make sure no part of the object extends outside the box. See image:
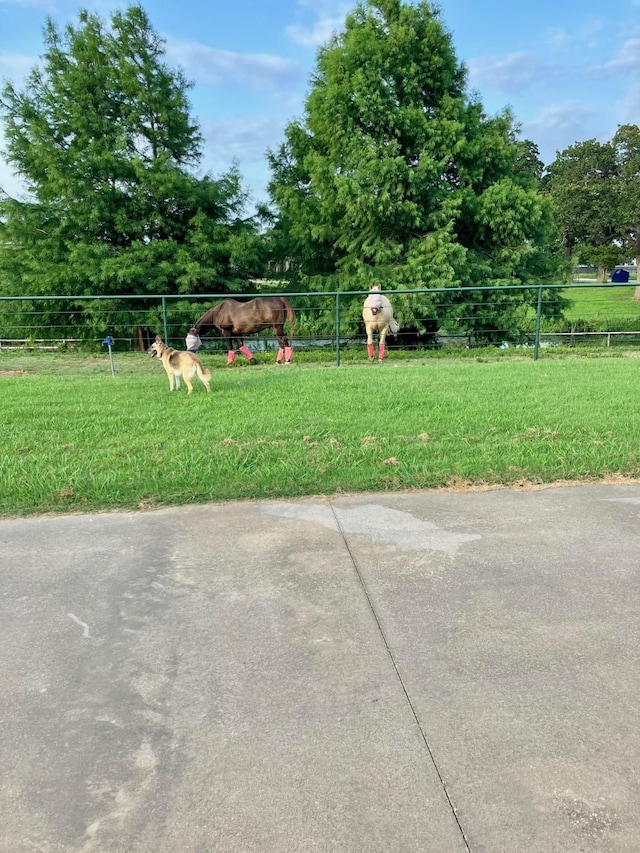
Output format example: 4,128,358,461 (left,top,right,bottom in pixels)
197,362,211,382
